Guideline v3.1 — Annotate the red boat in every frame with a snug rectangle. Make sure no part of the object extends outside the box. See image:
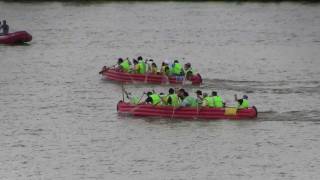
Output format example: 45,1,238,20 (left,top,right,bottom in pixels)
117,101,258,120
100,67,202,85
0,31,32,45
